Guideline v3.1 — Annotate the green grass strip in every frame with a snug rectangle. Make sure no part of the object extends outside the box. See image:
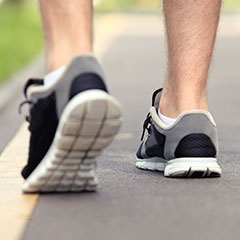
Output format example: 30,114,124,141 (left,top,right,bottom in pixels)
0,2,43,84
